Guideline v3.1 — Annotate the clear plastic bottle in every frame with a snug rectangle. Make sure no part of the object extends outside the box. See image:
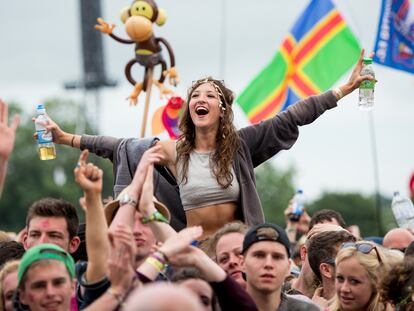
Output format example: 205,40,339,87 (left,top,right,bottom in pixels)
289,189,305,221
391,191,414,229
358,58,375,110
35,104,56,160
